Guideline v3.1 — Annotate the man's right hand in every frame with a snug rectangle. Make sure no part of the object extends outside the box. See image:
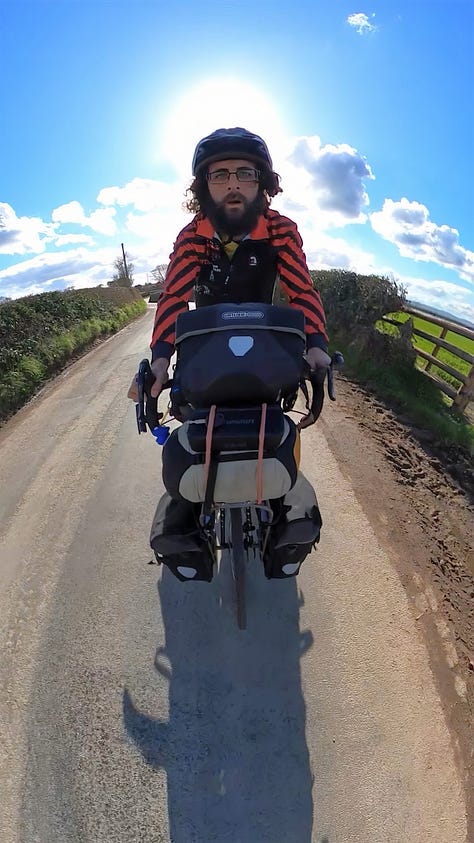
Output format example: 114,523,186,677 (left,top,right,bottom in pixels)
127,358,170,401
